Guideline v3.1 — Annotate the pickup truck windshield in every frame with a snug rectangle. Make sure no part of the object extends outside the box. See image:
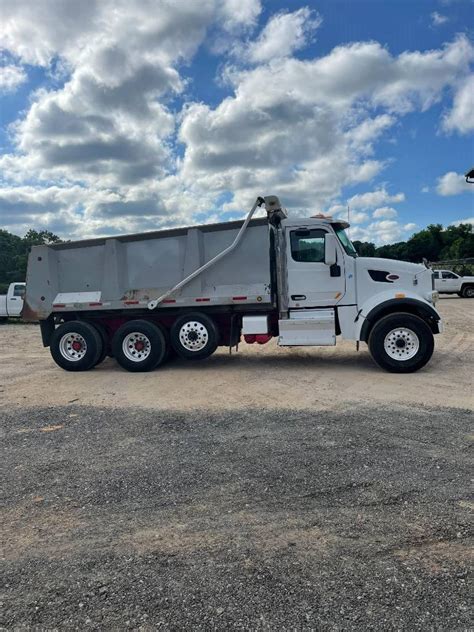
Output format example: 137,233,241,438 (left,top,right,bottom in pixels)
334,226,358,257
